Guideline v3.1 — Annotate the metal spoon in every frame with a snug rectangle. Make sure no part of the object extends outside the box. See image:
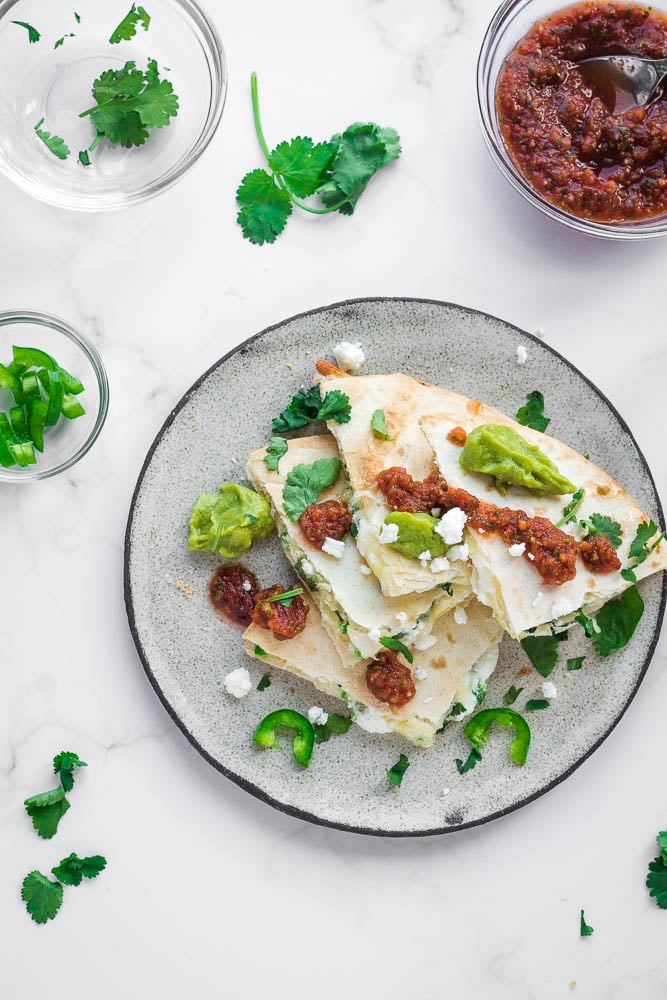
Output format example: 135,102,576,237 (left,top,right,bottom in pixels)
579,54,667,112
